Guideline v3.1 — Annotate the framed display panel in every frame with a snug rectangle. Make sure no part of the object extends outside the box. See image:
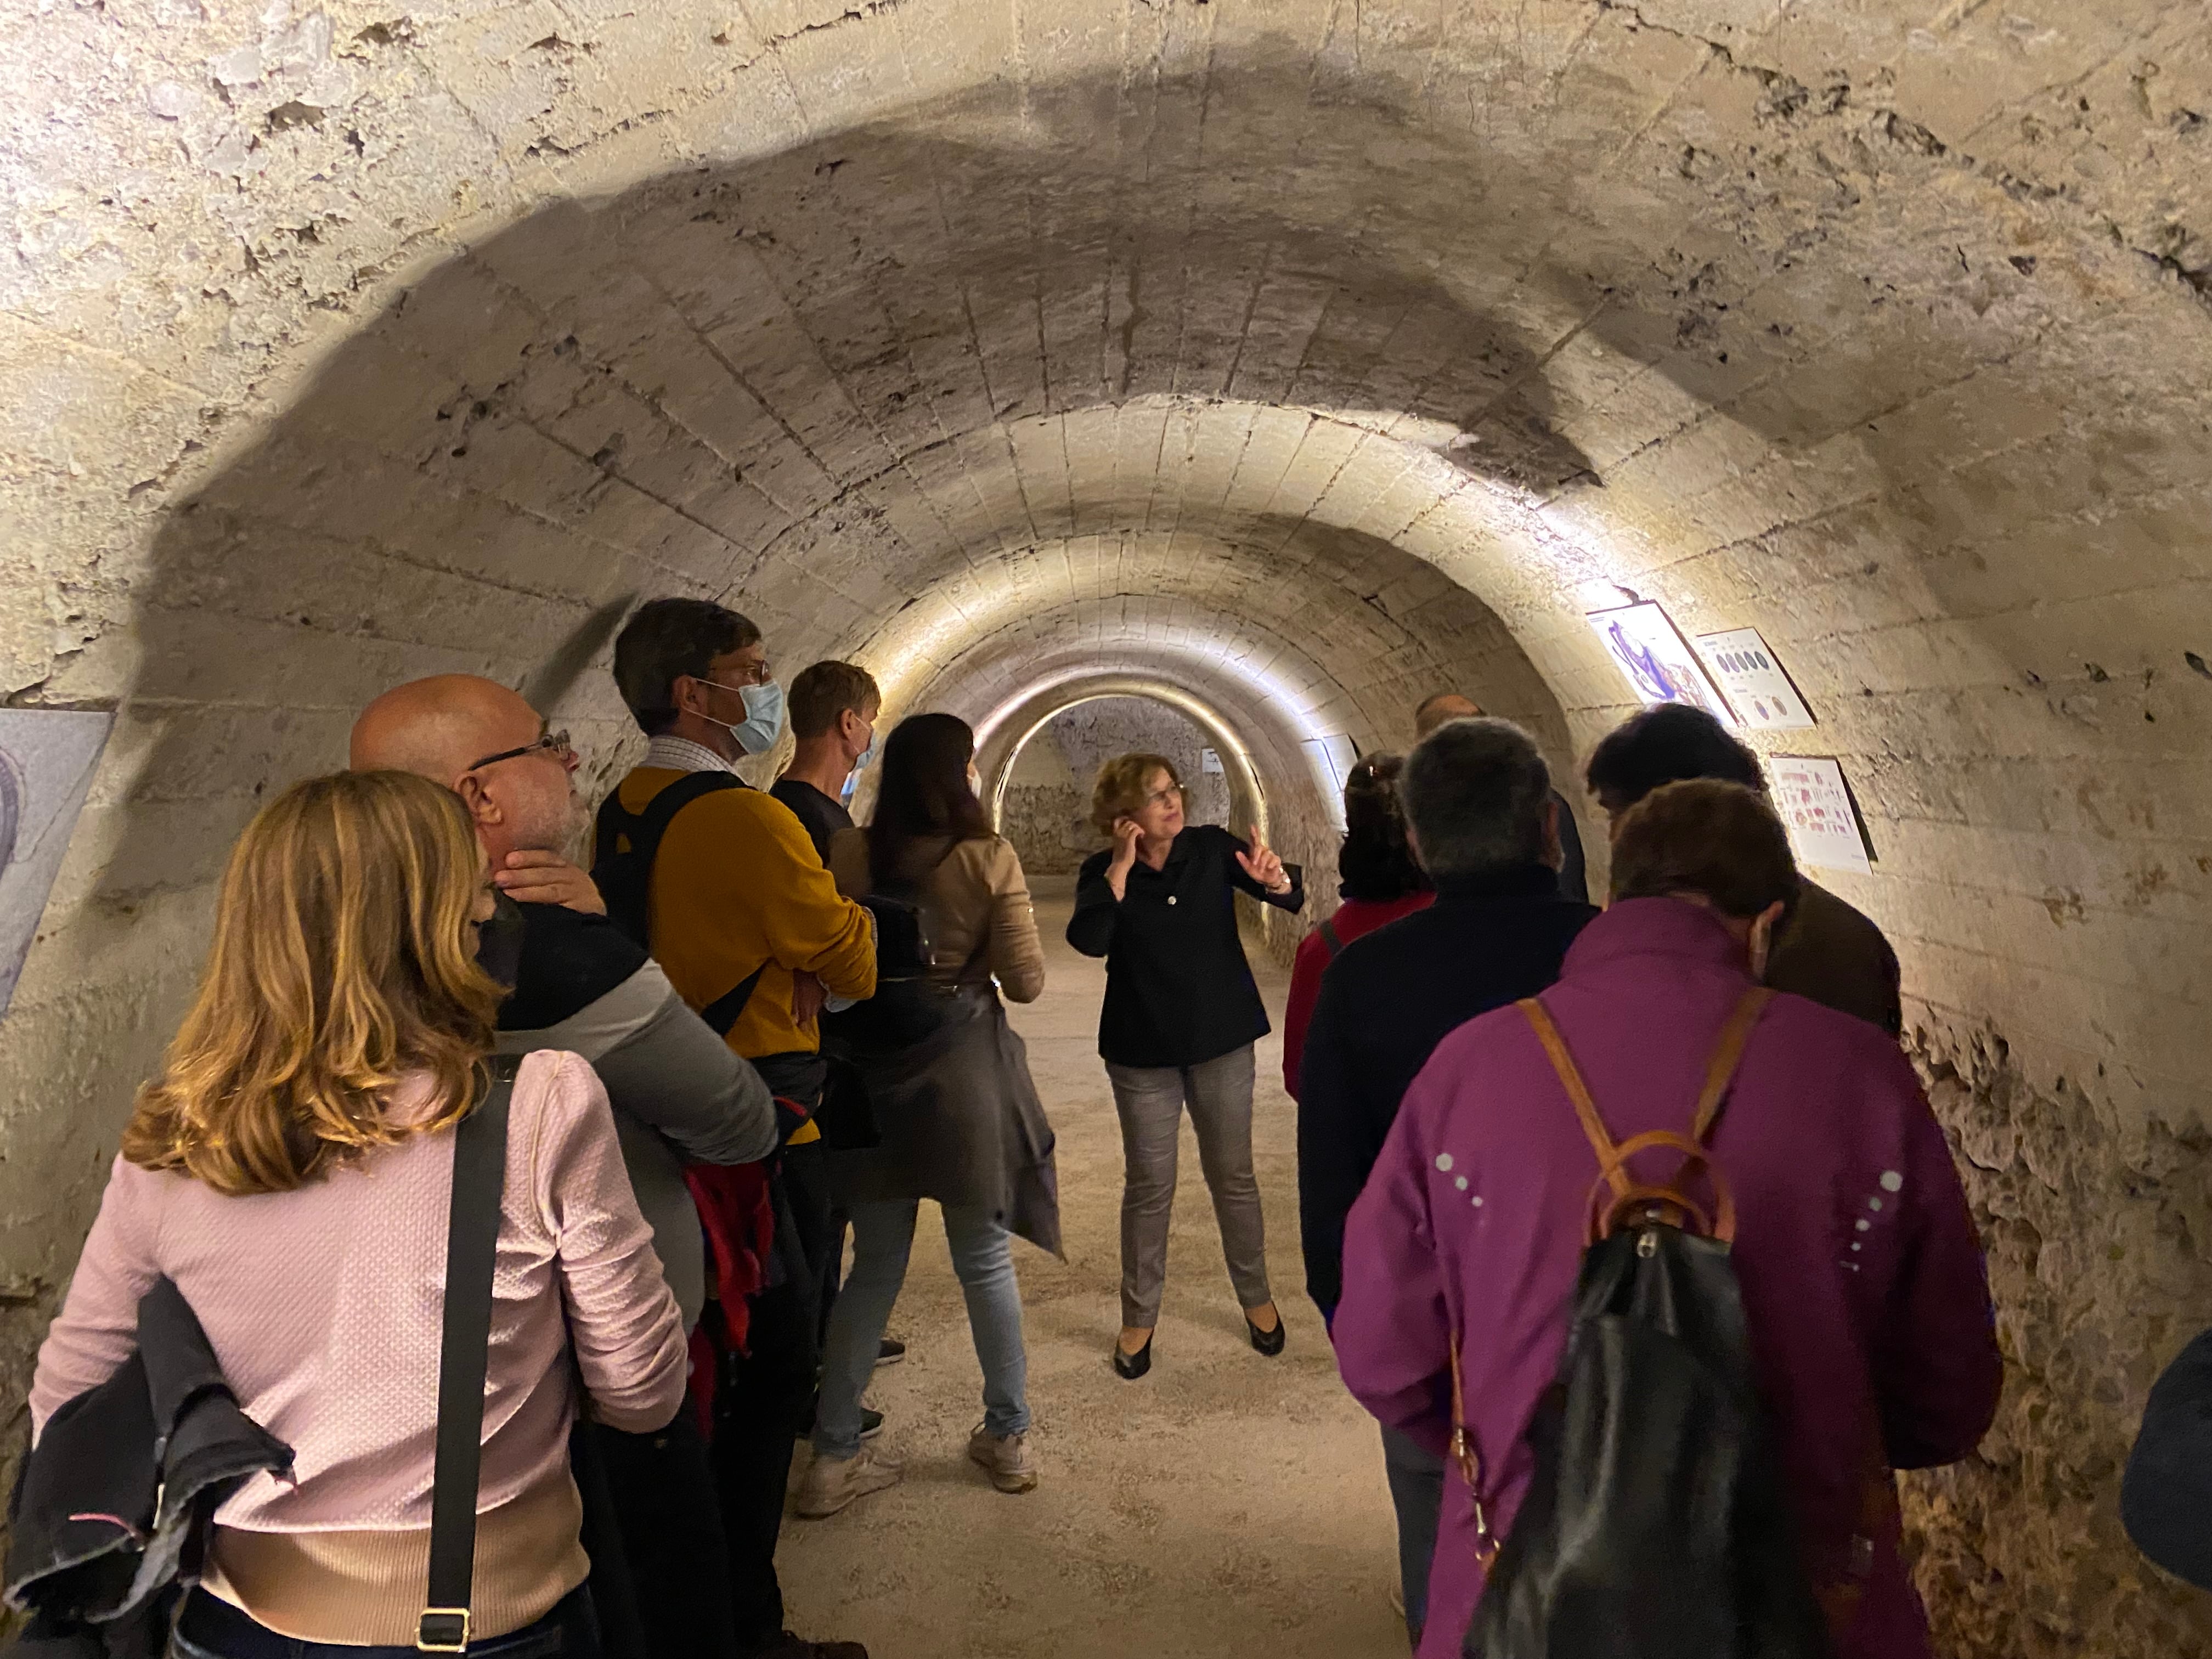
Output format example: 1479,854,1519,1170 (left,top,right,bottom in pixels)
1694,627,1816,730
1584,602,1736,723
